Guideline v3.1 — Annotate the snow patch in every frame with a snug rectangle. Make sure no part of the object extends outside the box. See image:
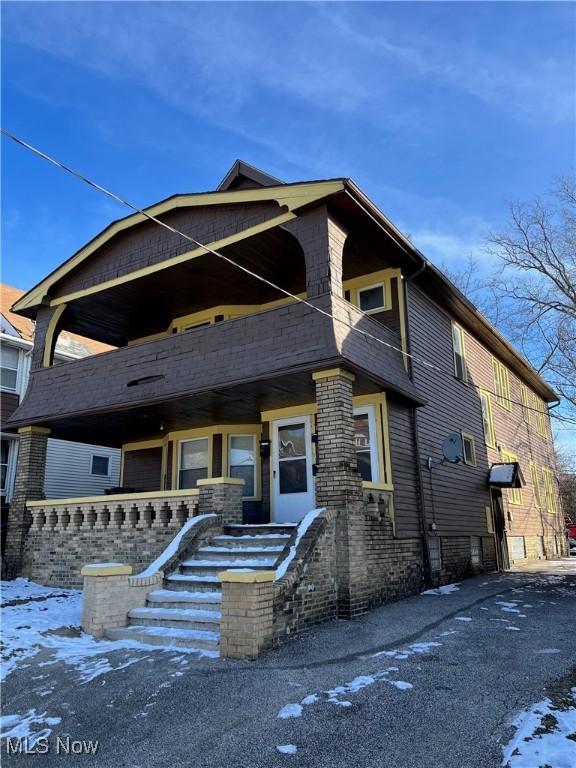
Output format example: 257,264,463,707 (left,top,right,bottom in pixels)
137,514,217,577
421,583,460,596
0,710,61,747
454,616,473,622
277,703,303,719
277,744,298,754
275,509,324,580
